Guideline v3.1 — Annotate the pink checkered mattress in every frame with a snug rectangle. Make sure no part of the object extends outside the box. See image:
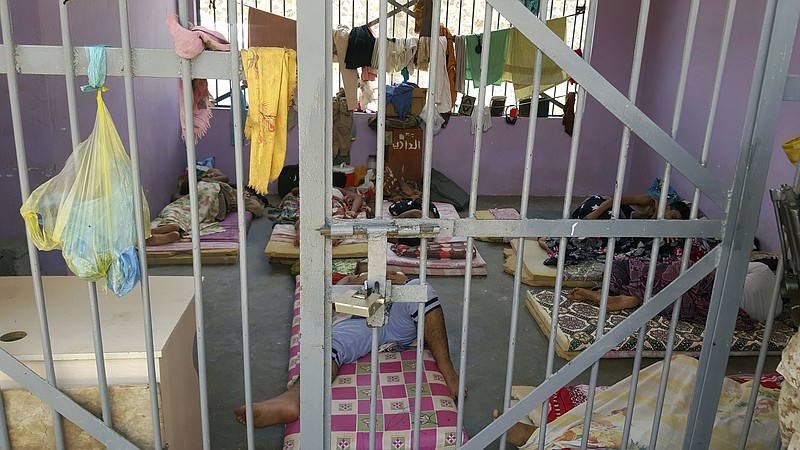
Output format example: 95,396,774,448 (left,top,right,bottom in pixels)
145,211,252,253
284,278,468,449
